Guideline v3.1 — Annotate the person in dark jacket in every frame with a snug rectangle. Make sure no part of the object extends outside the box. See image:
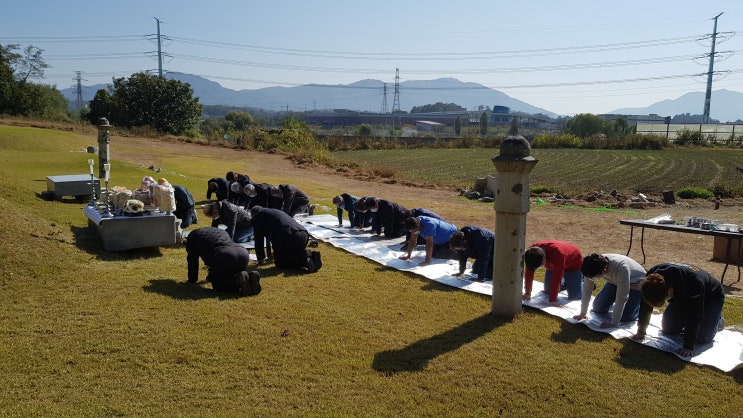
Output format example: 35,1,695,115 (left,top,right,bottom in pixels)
332,193,372,229
172,184,198,228
206,177,230,202
203,201,253,243
250,206,321,273
247,183,273,209
449,225,495,282
364,197,409,238
185,227,260,295
631,262,725,357
271,184,311,217
352,197,374,231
